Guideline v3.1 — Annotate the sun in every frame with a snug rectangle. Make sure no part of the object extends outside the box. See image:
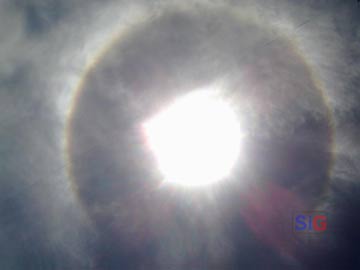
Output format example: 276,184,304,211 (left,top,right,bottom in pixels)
143,88,242,187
